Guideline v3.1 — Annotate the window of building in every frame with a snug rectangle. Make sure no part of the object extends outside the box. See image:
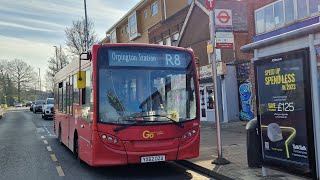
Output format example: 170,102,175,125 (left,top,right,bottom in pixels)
284,0,295,24
255,9,265,34
297,0,308,19
151,2,158,16
255,0,320,35
165,36,171,46
172,33,180,46
265,5,274,32
309,0,320,14
128,12,138,39
110,29,117,43
144,9,148,18
126,24,129,35
274,1,284,27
